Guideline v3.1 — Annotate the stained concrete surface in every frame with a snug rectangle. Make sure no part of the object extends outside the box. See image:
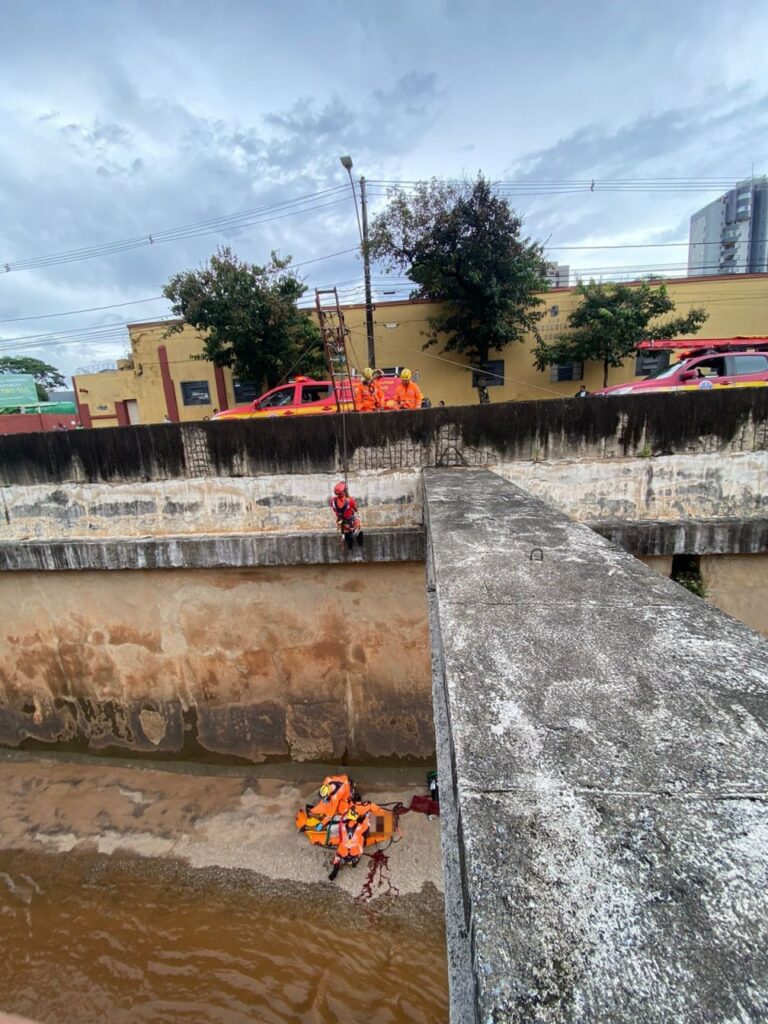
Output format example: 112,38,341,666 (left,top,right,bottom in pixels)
424,467,768,1023
0,529,425,571
0,563,433,762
